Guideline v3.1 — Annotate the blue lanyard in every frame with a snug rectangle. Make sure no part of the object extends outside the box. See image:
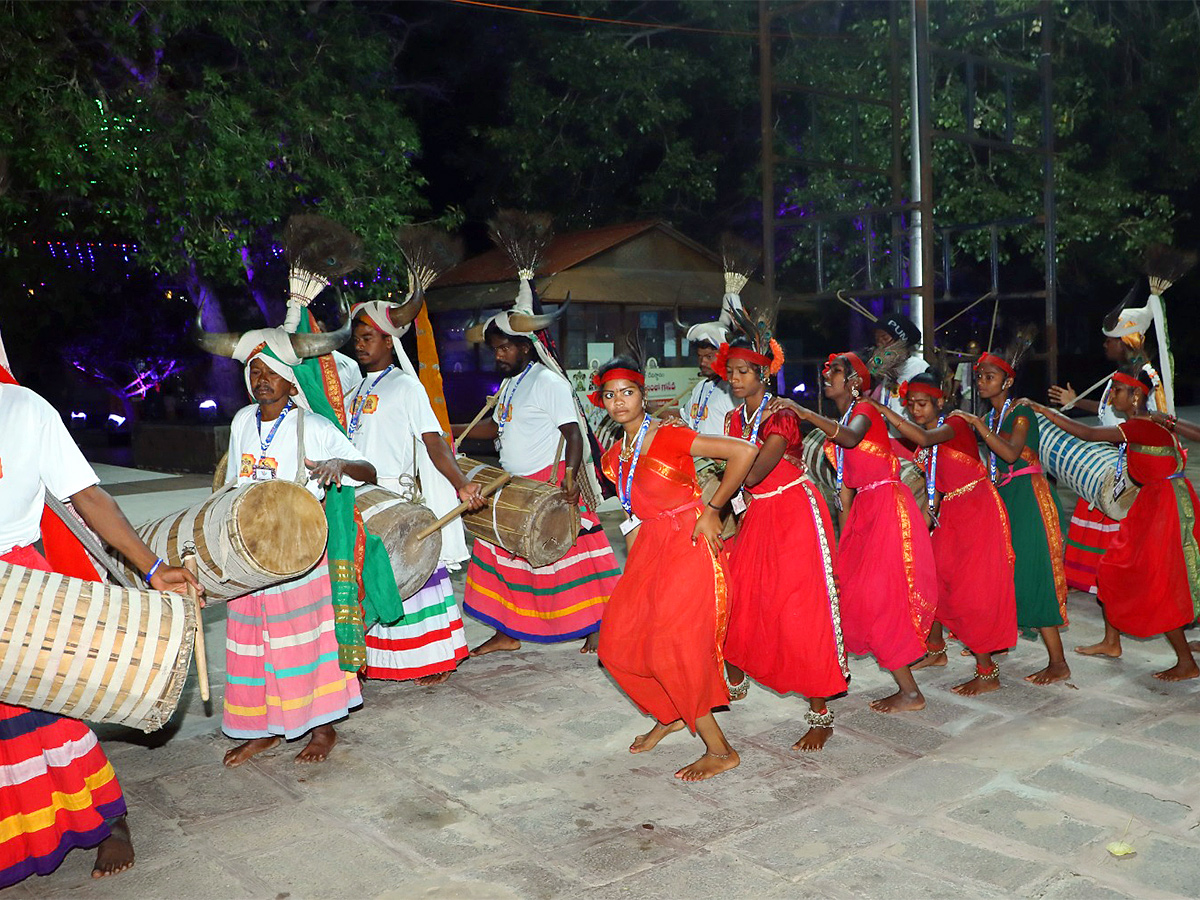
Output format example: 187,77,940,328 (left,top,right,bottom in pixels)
1097,379,1113,421
255,399,294,460
741,392,772,443
833,403,857,506
987,398,1012,484
921,415,945,520
497,362,534,439
1113,442,1128,503
616,414,651,517
692,380,717,425
348,365,394,438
